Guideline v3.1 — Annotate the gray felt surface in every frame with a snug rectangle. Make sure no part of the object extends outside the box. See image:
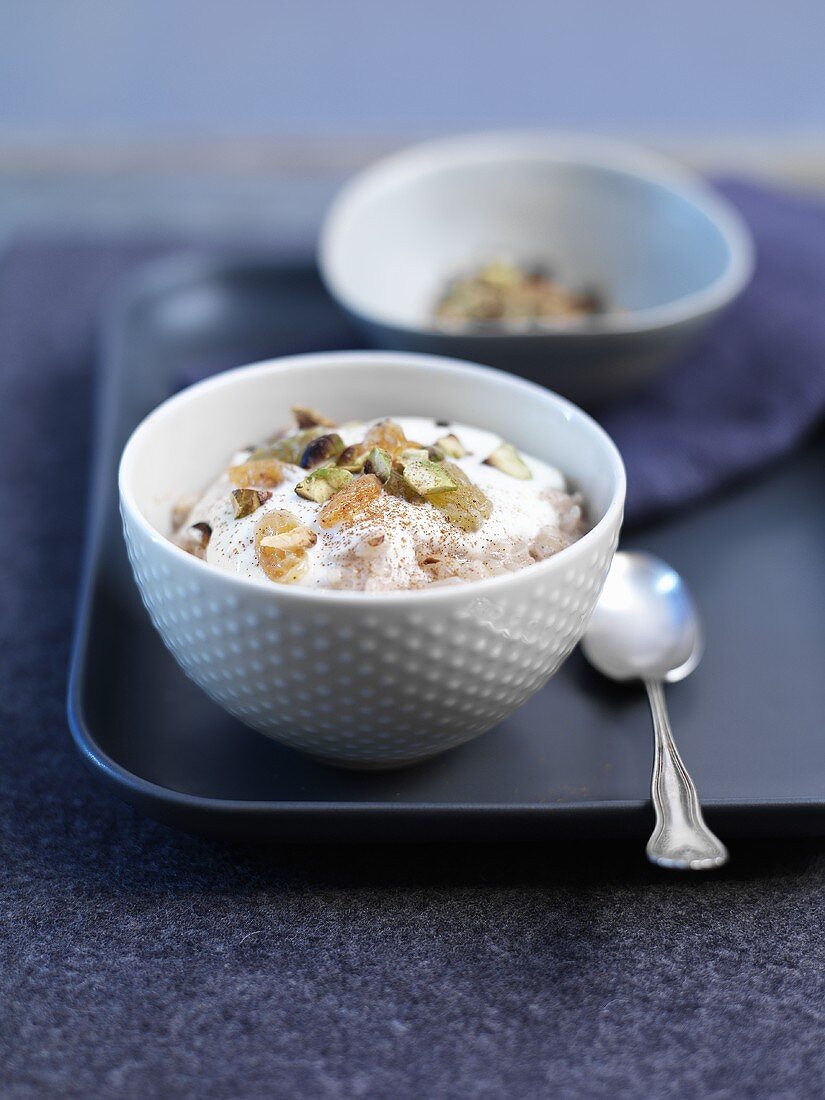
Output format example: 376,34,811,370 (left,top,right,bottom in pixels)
2,241,825,1099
